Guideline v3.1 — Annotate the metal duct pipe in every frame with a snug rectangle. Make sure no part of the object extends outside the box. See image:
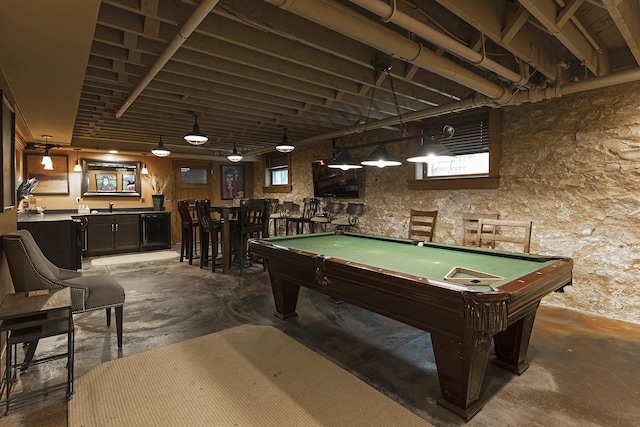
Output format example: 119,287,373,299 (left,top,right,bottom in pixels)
264,0,508,101
515,67,640,104
350,0,529,87
115,0,221,118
